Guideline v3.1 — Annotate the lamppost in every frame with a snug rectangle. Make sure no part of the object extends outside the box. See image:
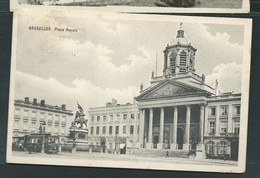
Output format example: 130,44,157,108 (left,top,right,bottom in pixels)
115,133,118,154
40,122,46,153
